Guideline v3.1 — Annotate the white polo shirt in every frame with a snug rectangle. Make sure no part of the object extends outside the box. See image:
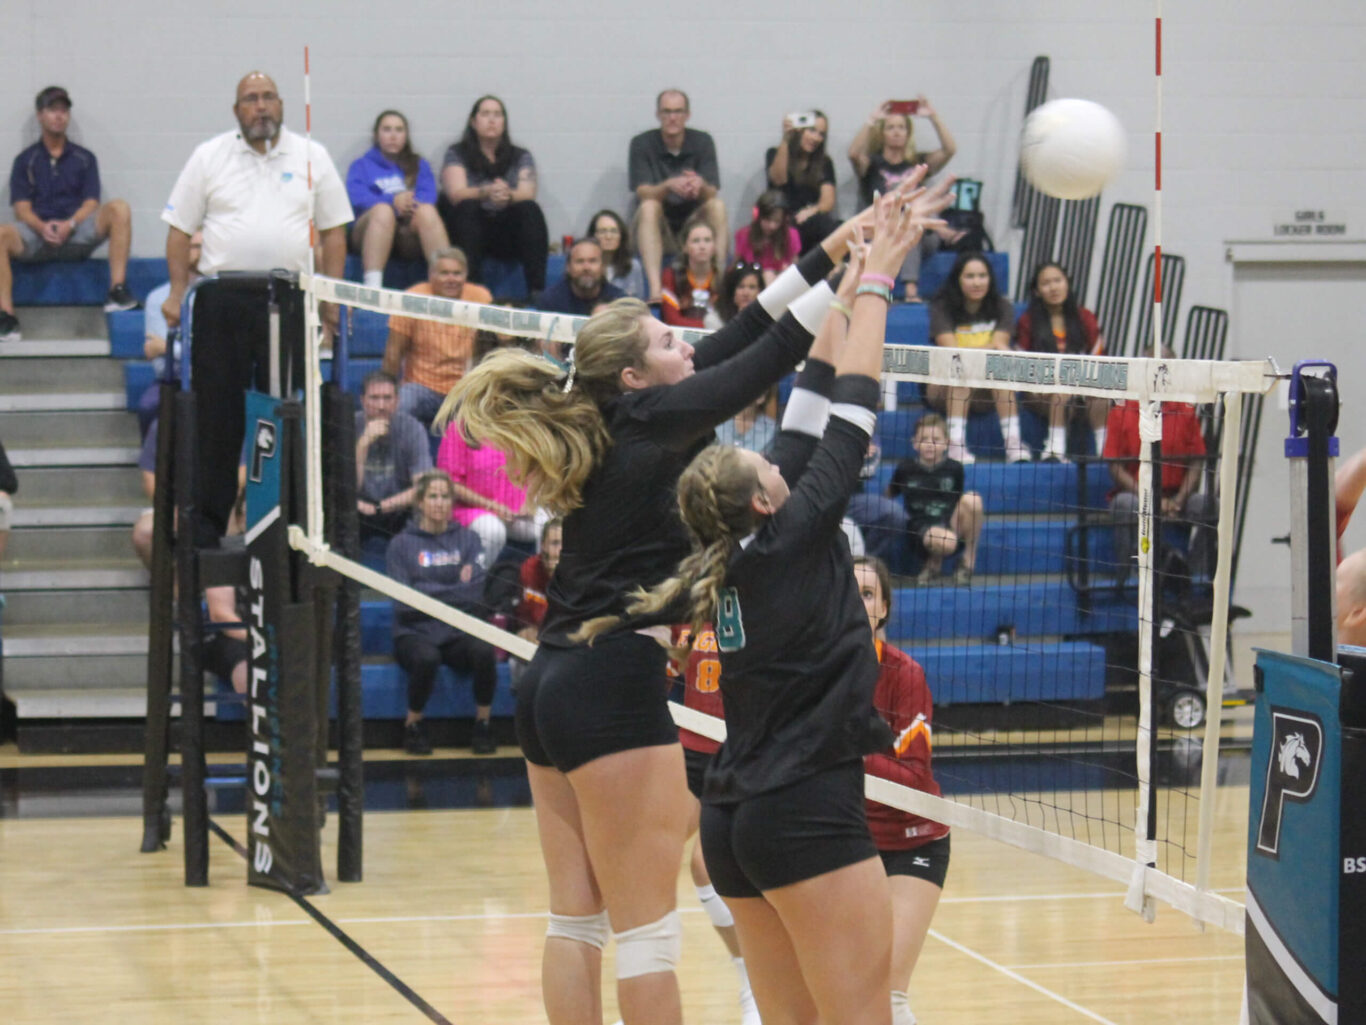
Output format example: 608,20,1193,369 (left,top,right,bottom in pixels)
161,125,353,276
